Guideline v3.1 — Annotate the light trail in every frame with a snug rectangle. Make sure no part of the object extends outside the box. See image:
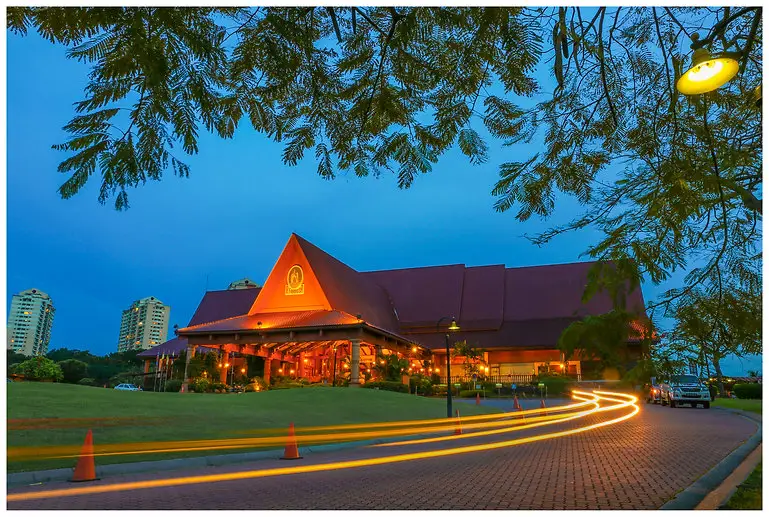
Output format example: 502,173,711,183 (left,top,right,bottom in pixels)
373,392,602,447
9,399,597,462
7,391,639,502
